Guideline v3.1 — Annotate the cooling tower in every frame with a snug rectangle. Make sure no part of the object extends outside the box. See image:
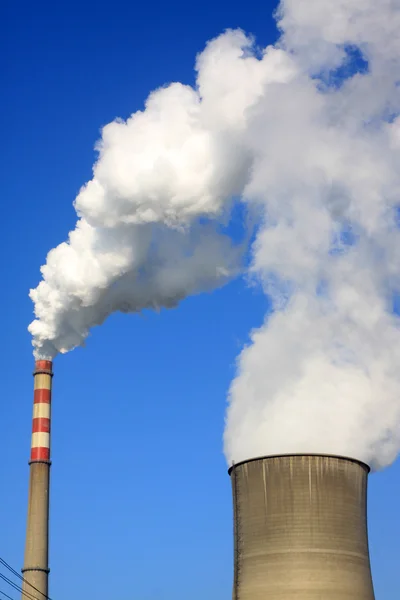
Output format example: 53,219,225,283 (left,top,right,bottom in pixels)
21,360,53,600
229,454,375,600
